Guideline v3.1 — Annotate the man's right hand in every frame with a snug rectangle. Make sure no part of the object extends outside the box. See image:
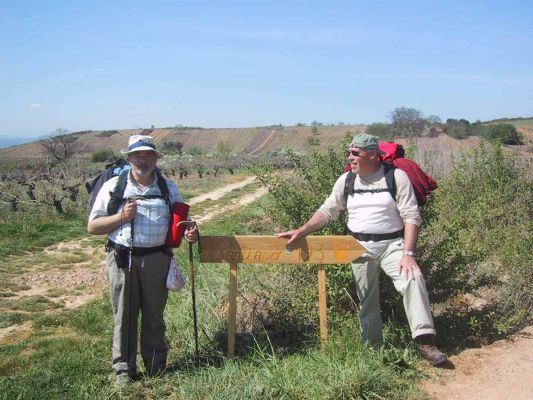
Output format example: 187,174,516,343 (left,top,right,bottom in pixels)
276,229,304,245
121,200,137,221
